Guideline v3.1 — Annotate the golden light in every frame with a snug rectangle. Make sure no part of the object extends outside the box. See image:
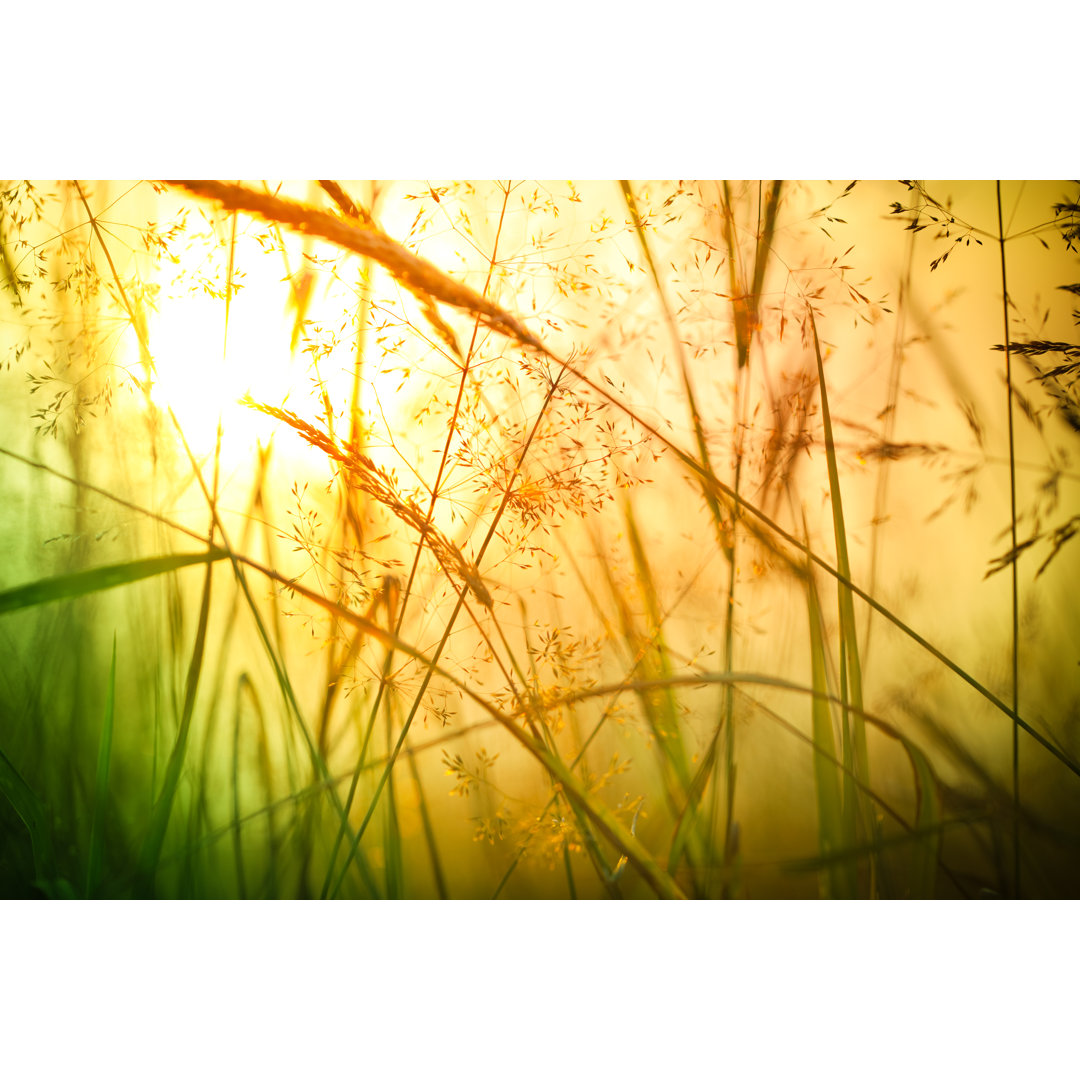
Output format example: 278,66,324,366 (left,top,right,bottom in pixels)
138,182,489,481
148,288,290,456
143,215,362,469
